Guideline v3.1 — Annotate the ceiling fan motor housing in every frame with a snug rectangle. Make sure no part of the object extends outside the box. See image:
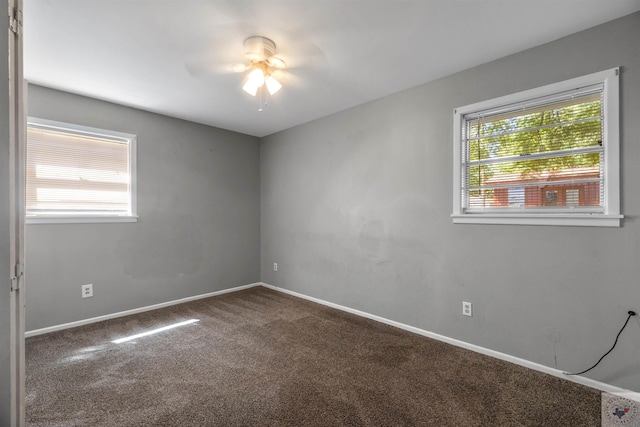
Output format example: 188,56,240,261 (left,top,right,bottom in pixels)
244,36,276,62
